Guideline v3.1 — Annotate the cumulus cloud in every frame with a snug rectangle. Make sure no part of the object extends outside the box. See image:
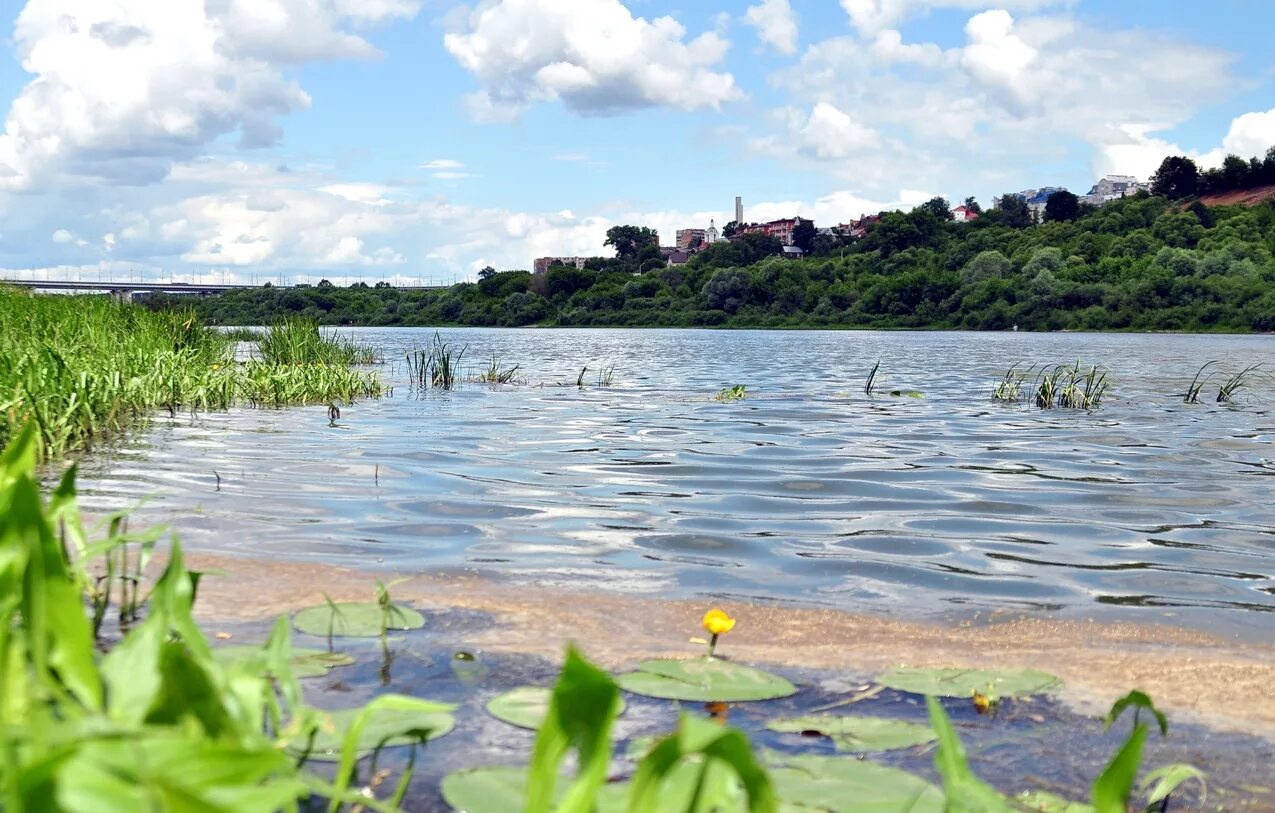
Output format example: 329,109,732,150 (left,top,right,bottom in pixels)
443,0,742,120
762,8,1234,198
839,0,1065,36
757,103,881,161
1219,108,1275,158
0,0,415,190
743,0,799,55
